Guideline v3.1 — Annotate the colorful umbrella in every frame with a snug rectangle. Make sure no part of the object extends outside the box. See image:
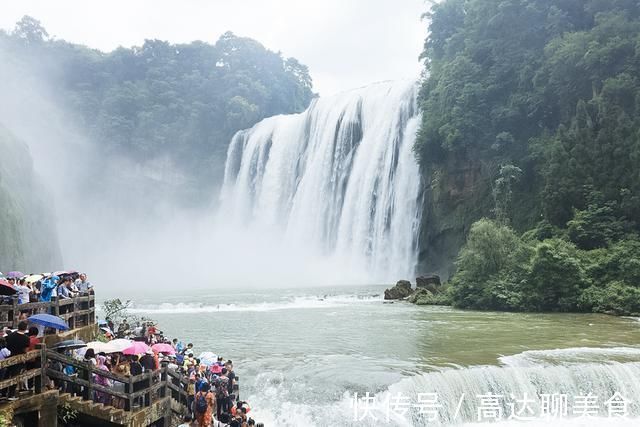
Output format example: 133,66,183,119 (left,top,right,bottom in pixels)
28,313,69,330
122,341,151,355
6,271,24,279
0,279,17,296
151,343,175,354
